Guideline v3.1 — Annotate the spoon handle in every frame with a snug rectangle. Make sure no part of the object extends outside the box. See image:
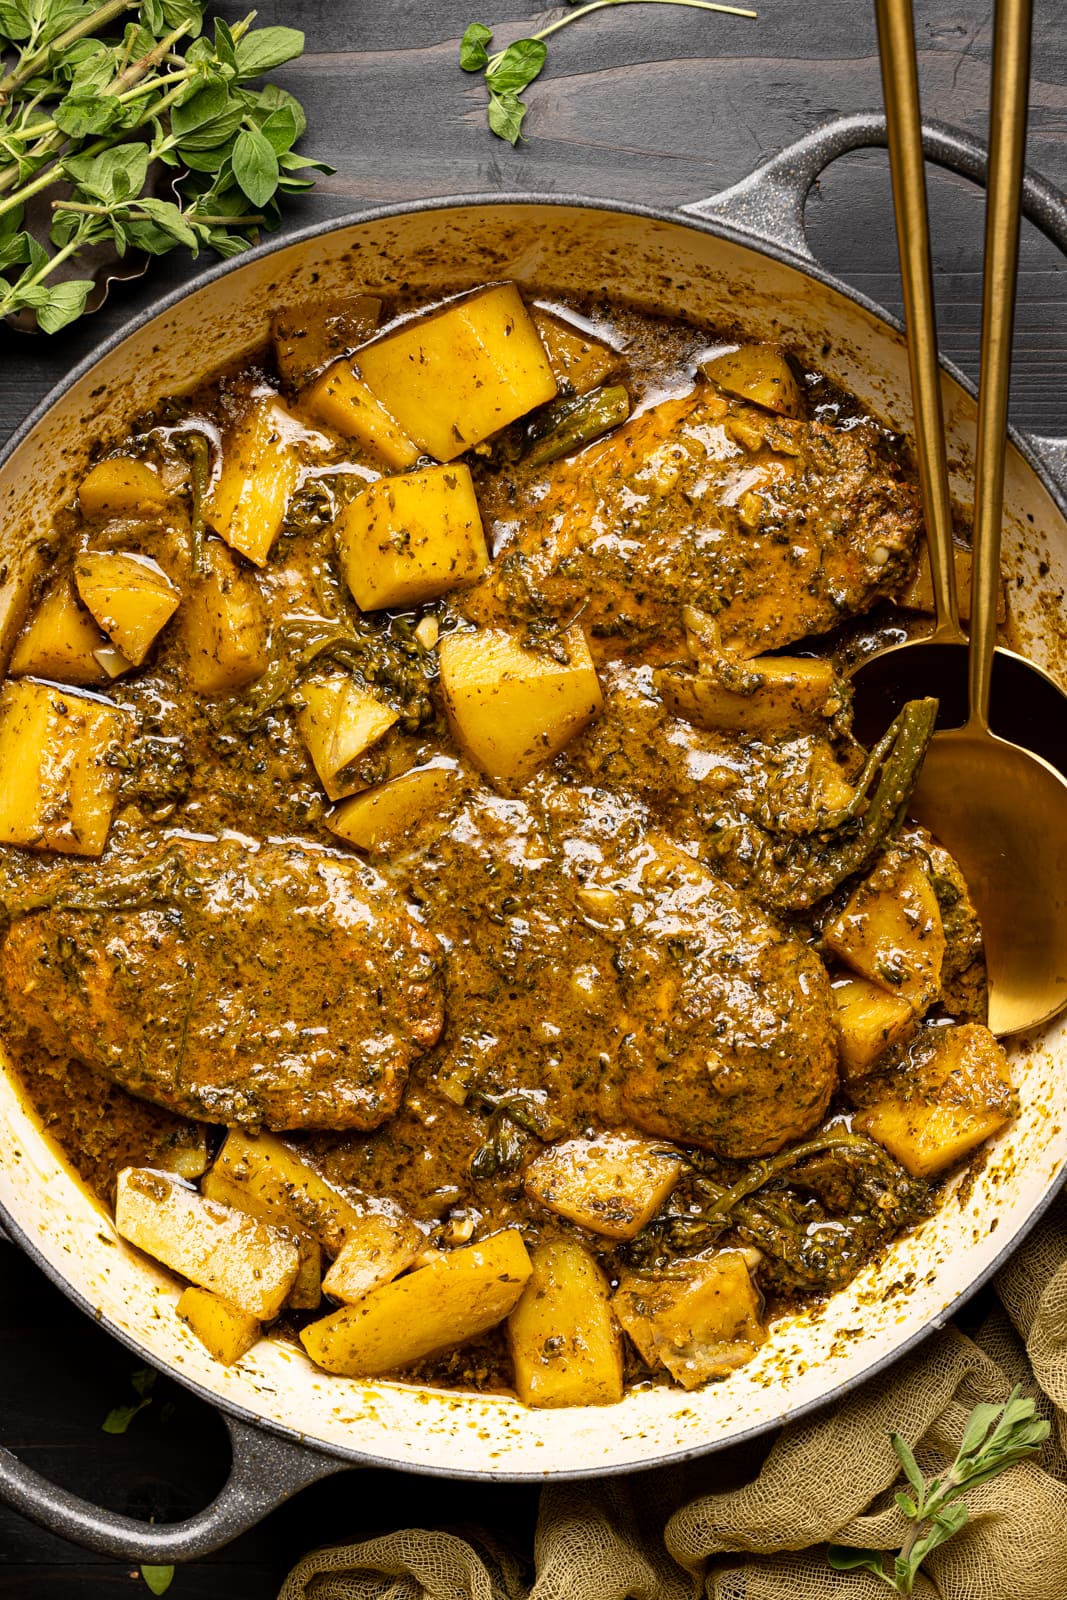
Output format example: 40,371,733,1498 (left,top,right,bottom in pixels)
875,0,962,646
970,0,1033,733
